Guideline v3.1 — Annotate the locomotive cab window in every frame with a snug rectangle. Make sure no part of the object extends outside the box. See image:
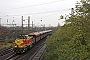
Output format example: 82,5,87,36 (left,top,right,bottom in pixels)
16,35,27,39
